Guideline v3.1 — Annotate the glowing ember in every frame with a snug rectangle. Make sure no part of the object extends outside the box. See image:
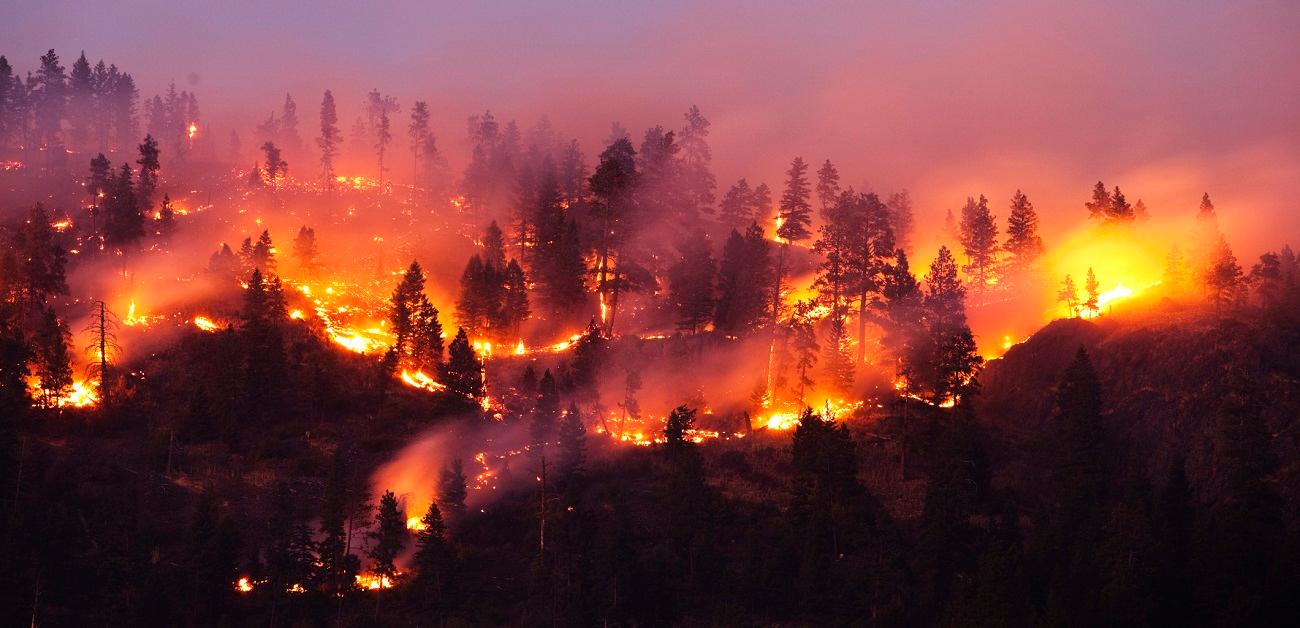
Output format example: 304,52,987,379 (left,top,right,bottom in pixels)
187,122,198,140
193,316,219,332
235,577,256,593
